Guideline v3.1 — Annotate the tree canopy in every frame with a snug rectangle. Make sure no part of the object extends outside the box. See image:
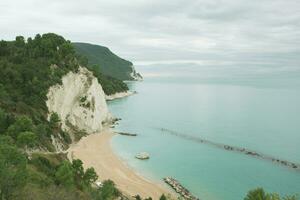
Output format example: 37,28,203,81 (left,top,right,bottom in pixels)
73,42,135,81
0,143,27,200
0,33,126,199
244,188,298,200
